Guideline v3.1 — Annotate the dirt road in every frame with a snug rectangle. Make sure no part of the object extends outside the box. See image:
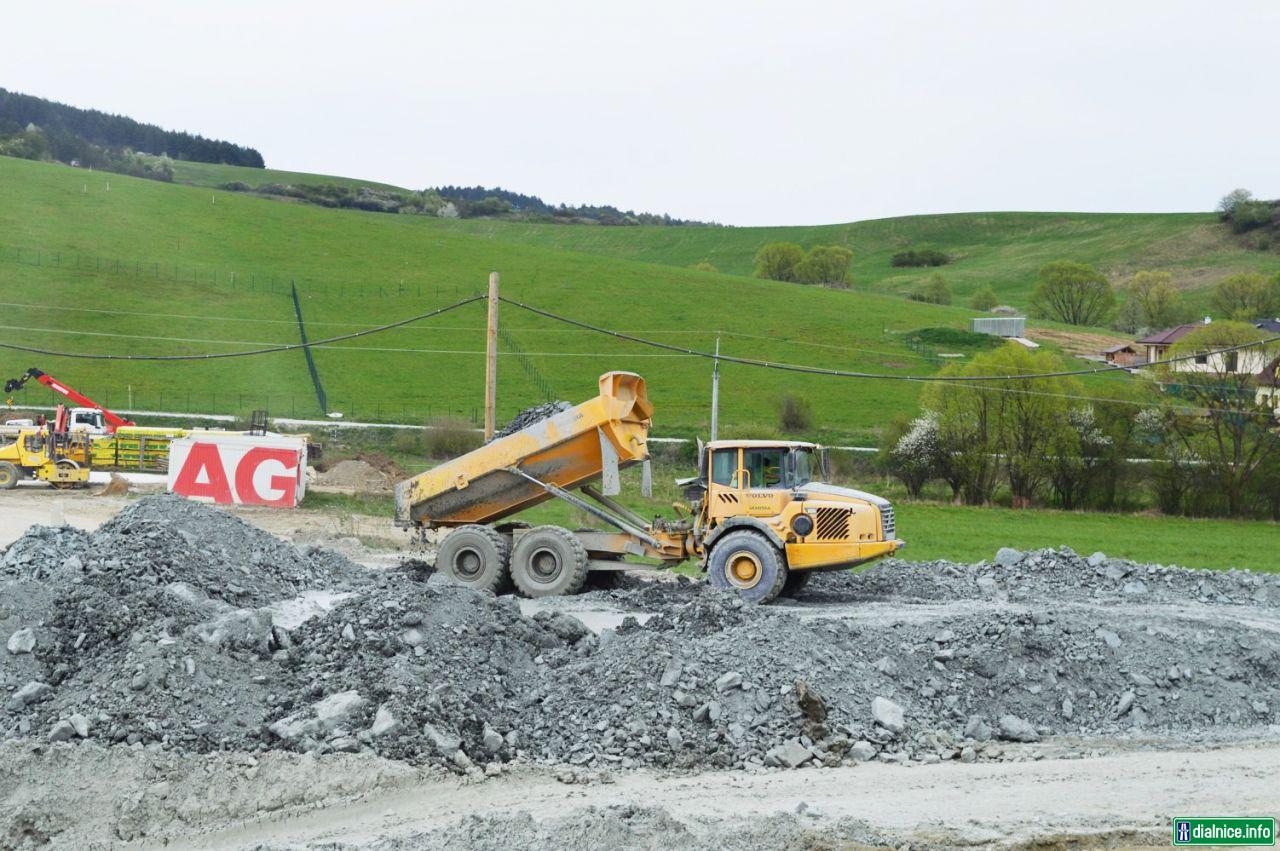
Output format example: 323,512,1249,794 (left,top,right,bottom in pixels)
120,742,1279,849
